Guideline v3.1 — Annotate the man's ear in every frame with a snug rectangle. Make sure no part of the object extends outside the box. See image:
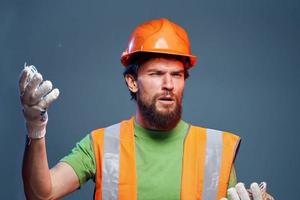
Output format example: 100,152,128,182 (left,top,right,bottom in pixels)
125,74,138,93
